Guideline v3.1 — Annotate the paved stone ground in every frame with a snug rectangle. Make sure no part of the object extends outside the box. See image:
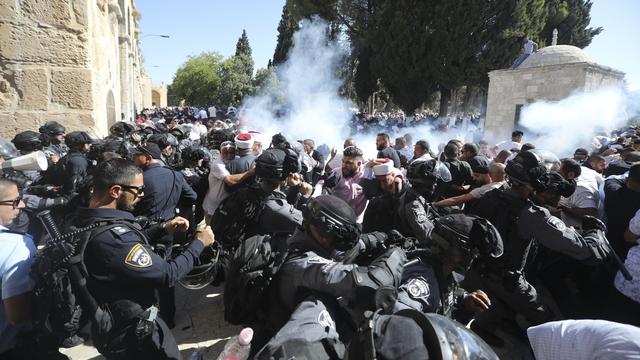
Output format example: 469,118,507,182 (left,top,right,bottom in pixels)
61,284,240,360
61,285,527,359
